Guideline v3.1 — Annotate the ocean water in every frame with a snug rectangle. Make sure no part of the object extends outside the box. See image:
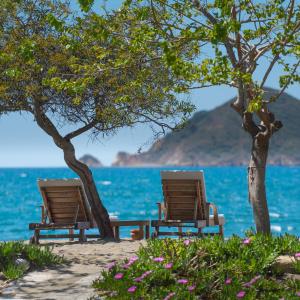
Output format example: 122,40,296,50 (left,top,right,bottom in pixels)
0,167,299,241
